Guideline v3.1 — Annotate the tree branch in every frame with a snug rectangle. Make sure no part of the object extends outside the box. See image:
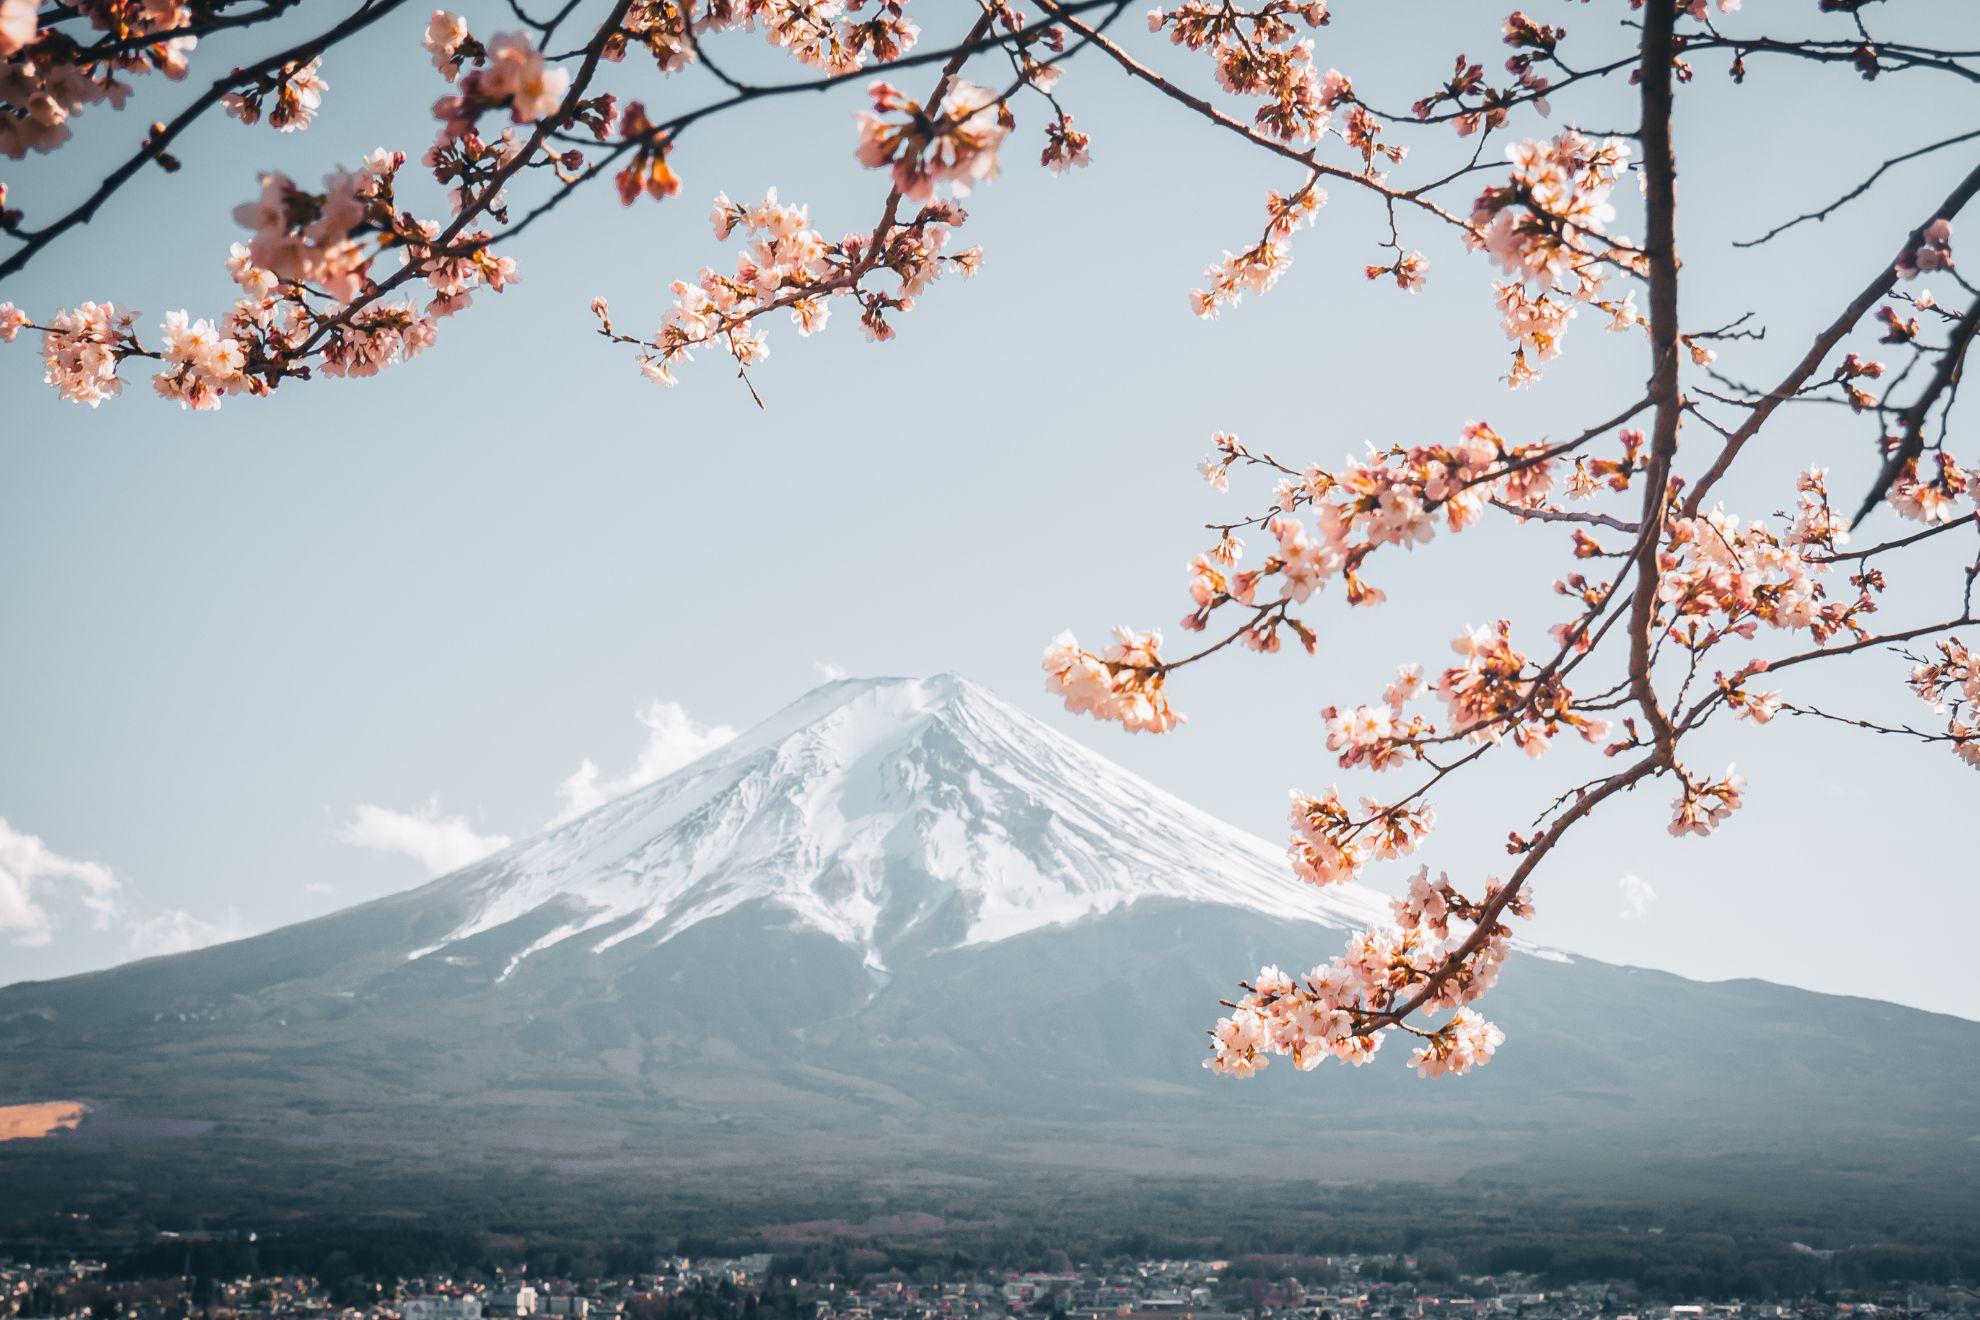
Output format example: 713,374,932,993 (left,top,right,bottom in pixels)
0,0,411,284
